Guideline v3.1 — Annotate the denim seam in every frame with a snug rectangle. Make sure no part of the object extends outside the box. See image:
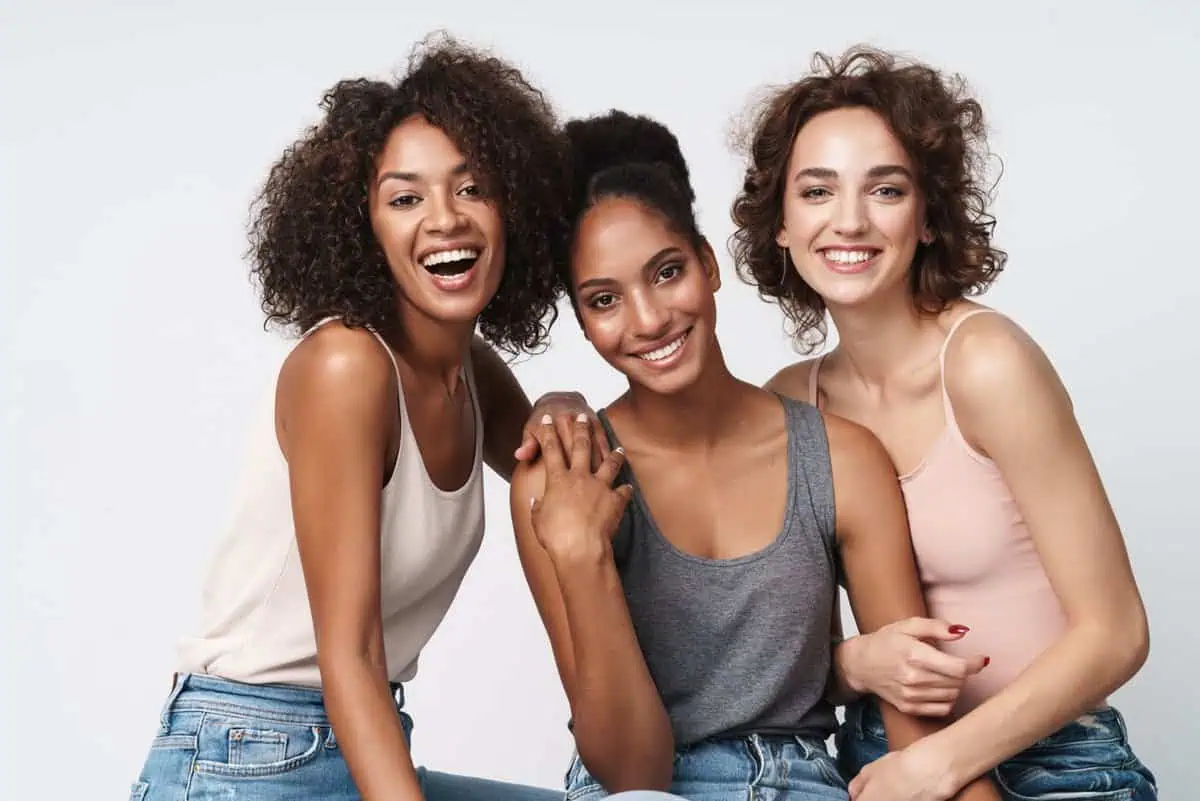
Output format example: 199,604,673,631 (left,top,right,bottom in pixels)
746,735,768,791
170,699,329,726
